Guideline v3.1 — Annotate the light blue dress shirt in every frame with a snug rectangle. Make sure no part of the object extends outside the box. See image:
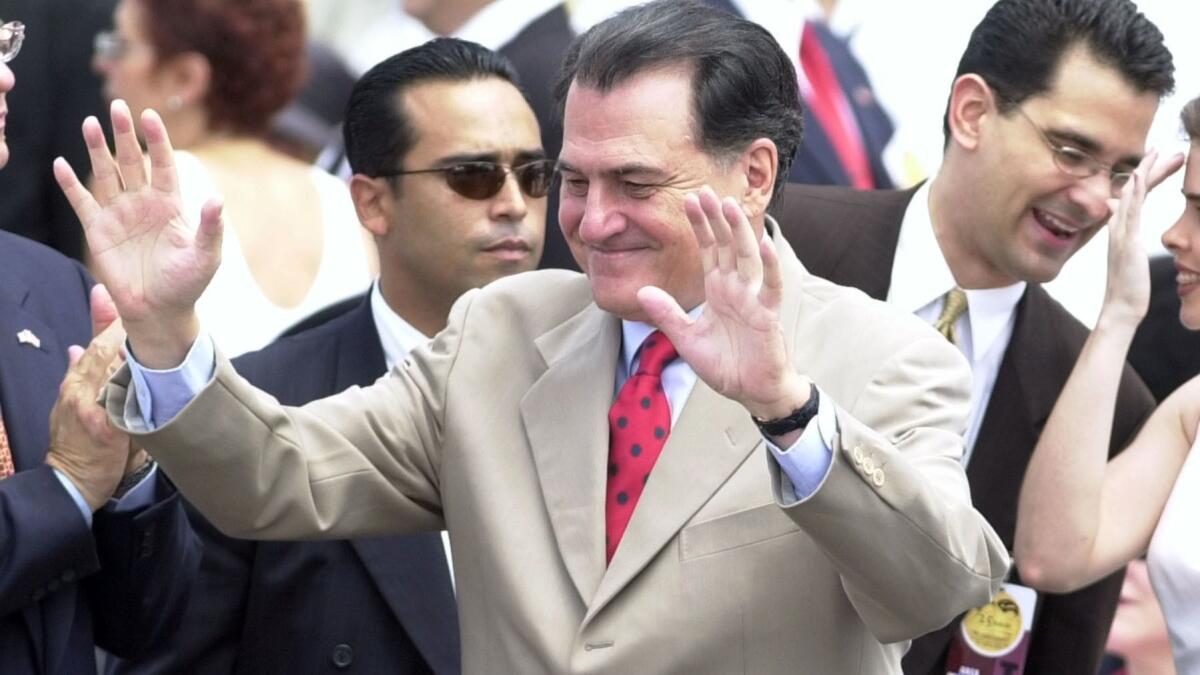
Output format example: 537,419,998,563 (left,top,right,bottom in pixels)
124,317,835,503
